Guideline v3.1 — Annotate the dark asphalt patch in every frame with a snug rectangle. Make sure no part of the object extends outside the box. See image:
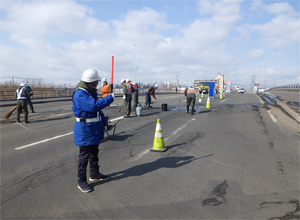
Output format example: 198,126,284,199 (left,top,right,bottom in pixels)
259,199,299,220
202,180,228,206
